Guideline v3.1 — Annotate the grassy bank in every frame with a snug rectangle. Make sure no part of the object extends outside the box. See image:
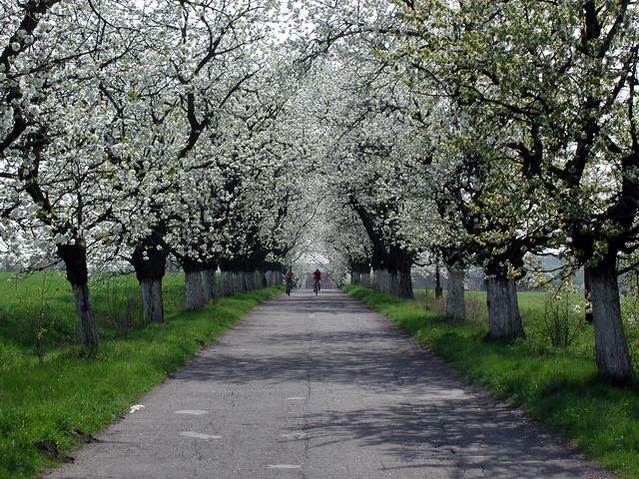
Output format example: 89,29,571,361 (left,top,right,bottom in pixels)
0,271,282,479
344,284,639,479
